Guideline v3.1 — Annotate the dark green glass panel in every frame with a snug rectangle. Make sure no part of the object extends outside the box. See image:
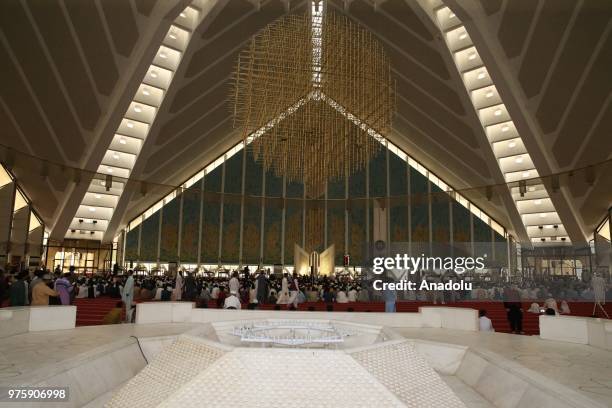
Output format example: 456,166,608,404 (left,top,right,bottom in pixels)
160,196,180,261
410,167,429,243
180,185,200,262
140,211,159,261
125,225,139,260
389,153,408,242
201,165,222,263
431,184,449,243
